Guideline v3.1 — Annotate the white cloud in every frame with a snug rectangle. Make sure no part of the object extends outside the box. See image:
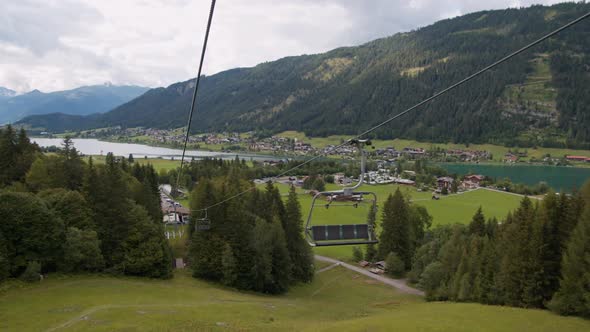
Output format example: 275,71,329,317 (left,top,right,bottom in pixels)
0,0,567,93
